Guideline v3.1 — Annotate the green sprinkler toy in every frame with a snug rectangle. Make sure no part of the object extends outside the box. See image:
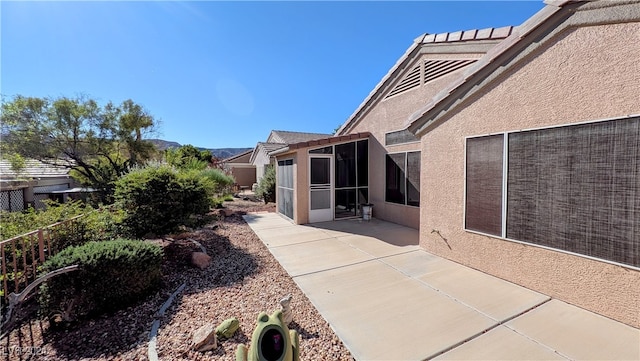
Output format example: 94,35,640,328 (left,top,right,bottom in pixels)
236,310,299,361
